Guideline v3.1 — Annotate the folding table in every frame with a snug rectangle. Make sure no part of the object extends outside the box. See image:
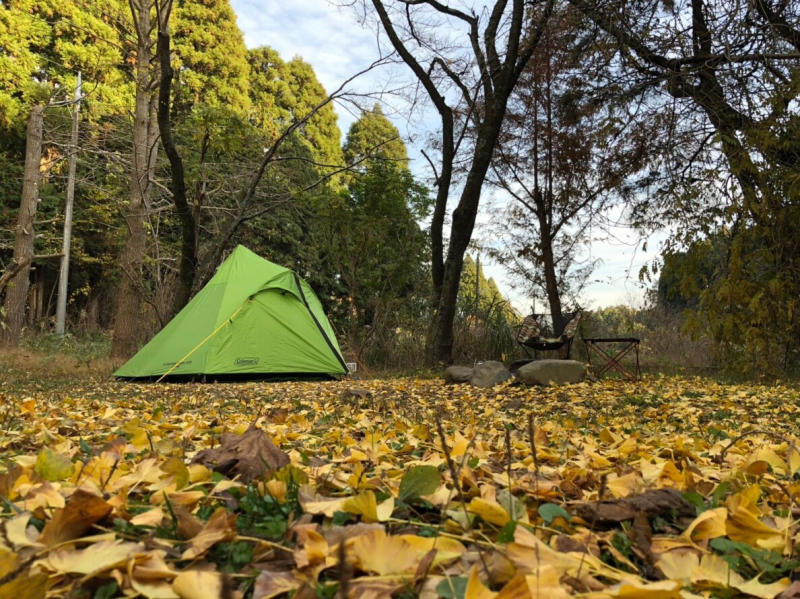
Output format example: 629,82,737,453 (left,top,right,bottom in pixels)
583,337,641,381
